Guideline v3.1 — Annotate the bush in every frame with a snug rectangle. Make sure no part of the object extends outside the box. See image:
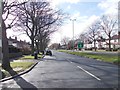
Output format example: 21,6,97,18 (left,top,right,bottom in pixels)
9,52,22,59
98,47,105,50
113,48,118,51
21,48,31,55
9,45,21,53
85,48,92,51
